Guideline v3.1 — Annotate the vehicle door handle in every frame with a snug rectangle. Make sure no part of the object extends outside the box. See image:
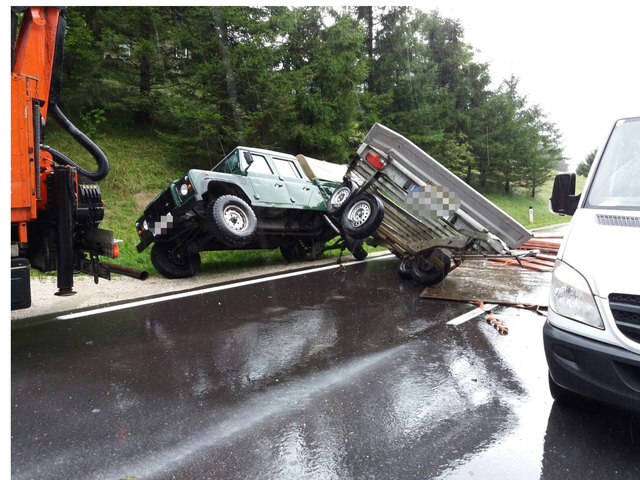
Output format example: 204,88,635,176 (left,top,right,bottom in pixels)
303,187,310,191
275,183,284,187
